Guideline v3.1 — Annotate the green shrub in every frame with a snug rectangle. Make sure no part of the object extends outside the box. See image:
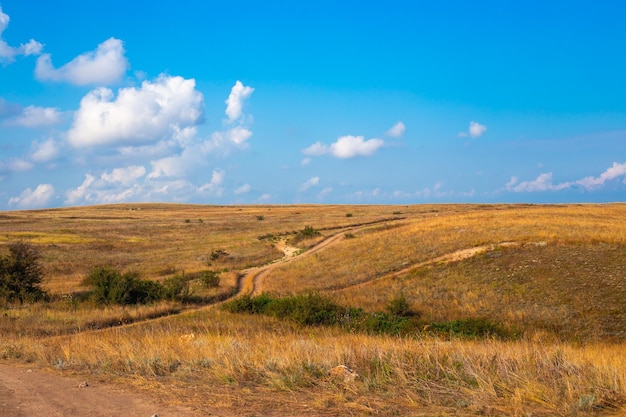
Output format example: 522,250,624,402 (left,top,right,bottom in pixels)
264,293,342,326
82,266,162,305
386,292,412,317
161,274,191,301
300,225,319,238
429,317,509,339
0,241,48,303
199,270,220,288
223,293,274,314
